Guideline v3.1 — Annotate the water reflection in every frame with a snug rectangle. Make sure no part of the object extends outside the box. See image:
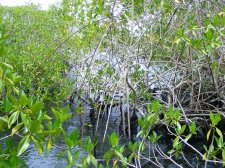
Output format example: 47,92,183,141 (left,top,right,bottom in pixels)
22,143,67,168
